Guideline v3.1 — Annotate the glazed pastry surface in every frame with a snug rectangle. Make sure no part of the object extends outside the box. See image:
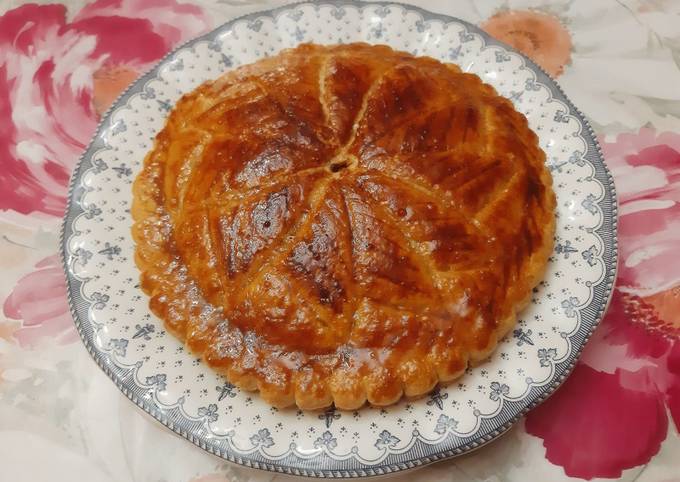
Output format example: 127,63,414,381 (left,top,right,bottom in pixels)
132,43,556,410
